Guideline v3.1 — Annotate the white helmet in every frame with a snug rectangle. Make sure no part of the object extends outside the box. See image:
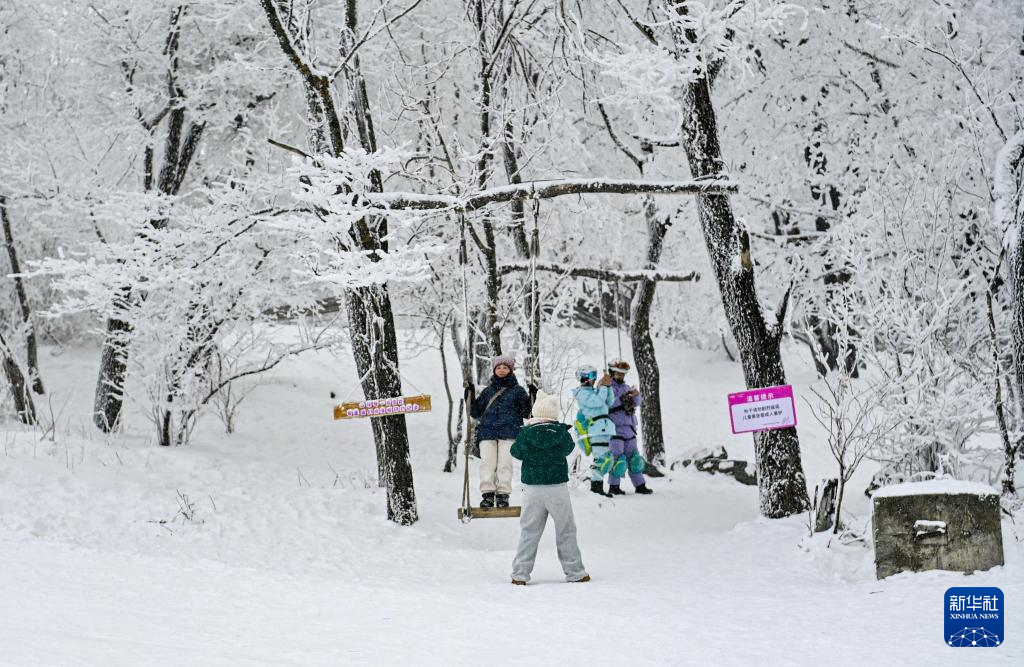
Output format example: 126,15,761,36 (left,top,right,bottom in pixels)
607,359,631,374
575,364,598,382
